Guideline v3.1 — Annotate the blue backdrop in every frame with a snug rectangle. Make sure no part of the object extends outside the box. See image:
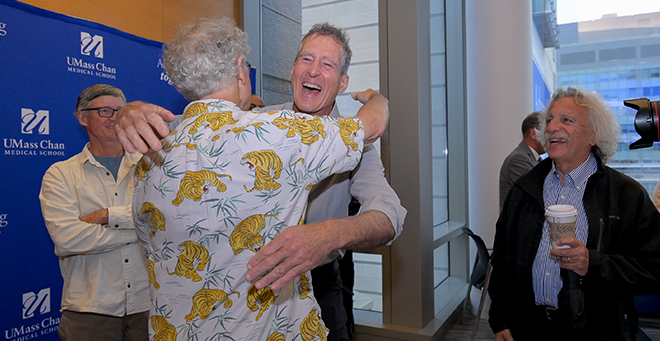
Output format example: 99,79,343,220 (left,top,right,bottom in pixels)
0,1,187,339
